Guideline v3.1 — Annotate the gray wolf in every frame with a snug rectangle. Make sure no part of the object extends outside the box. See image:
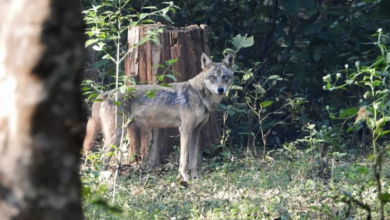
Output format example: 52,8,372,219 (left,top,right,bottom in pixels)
83,52,235,181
